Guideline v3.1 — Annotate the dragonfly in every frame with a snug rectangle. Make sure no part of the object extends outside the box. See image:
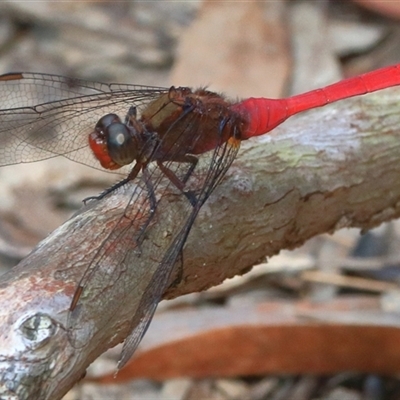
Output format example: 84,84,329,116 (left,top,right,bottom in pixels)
0,64,399,368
